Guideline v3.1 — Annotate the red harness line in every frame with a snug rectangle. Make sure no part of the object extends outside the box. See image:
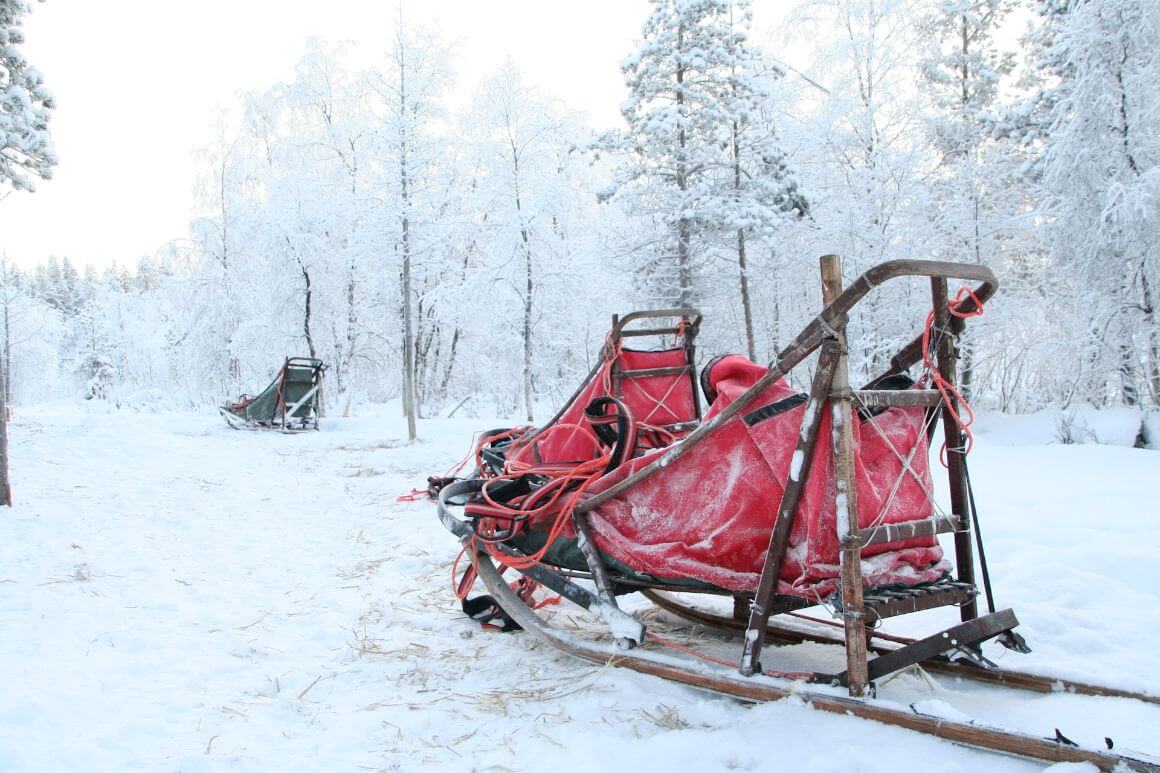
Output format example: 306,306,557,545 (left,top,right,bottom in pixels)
923,286,983,466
